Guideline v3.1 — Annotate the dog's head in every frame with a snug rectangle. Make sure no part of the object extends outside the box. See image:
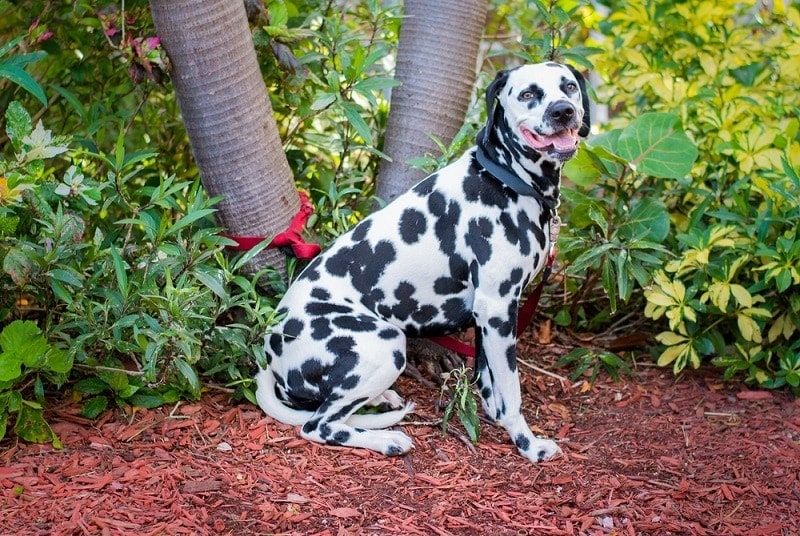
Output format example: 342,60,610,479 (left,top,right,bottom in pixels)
479,62,591,168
